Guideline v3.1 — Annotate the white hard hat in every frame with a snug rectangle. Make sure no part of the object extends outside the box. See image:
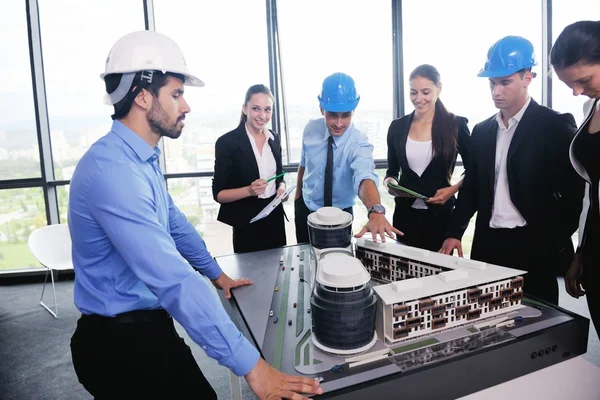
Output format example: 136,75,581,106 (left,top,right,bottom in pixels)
101,30,204,104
